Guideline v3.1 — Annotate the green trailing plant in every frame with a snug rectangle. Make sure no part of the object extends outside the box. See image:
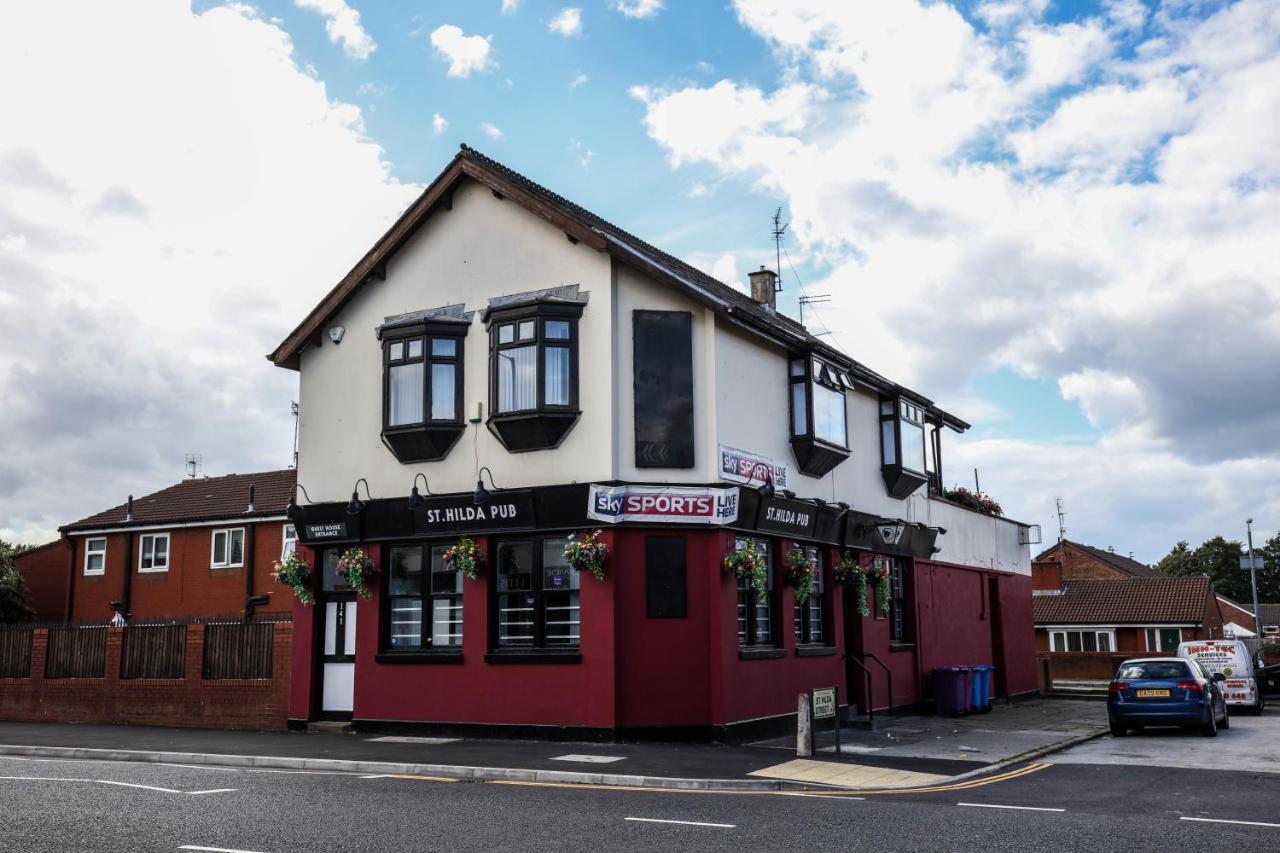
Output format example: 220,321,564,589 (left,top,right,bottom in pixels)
336,547,376,601
871,560,892,616
443,538,484,580
784,547,817,605
563,530,608,581
837,553,871,617
723,544,768,602
271,553,314,606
